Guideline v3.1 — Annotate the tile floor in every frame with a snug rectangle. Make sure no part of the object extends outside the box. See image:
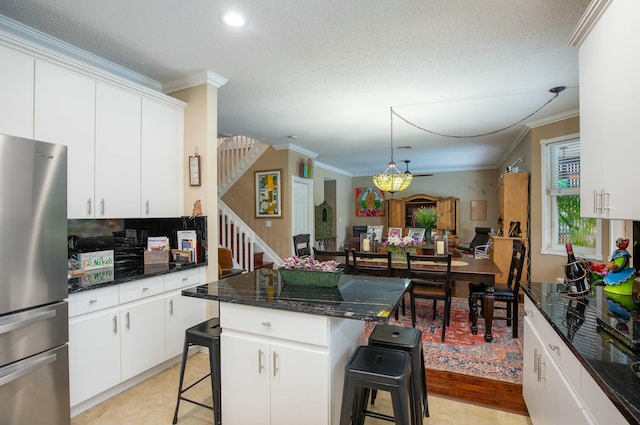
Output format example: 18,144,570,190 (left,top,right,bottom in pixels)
71,352,532,425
